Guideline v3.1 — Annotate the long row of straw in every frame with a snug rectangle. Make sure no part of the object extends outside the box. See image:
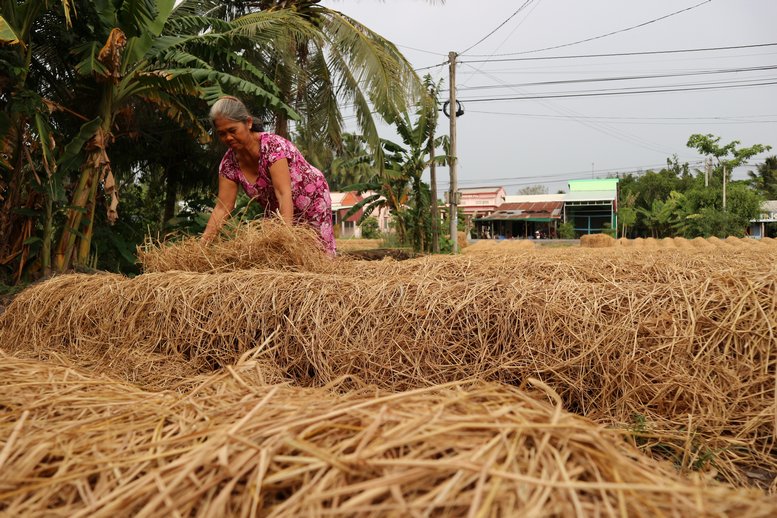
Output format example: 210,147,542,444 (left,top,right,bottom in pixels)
1,353,774,517
3,247,776,486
